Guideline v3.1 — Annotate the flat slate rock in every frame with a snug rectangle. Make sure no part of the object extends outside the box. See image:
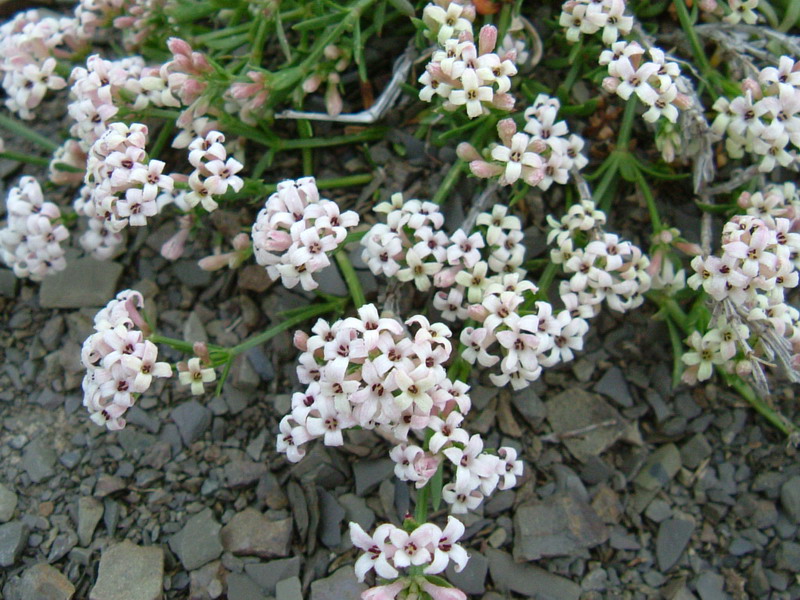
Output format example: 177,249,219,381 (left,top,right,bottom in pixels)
545,389,625,462
656,516,696,571
17,563,75,600
780,476,800,523
169,508,223,570
21,437,57,483
353,459,394,496
226,573,265,600
89,540,163,600
446,550,488,595
0,520,28,567
170,400,211,445
245,556,302,595
40,258,123,308
309,566,367,600
632,444,682,513
0,483,17,522
513,491,609,561
593,367,633,407
220,508,292,558
487,548,581,600
77,497,104,547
